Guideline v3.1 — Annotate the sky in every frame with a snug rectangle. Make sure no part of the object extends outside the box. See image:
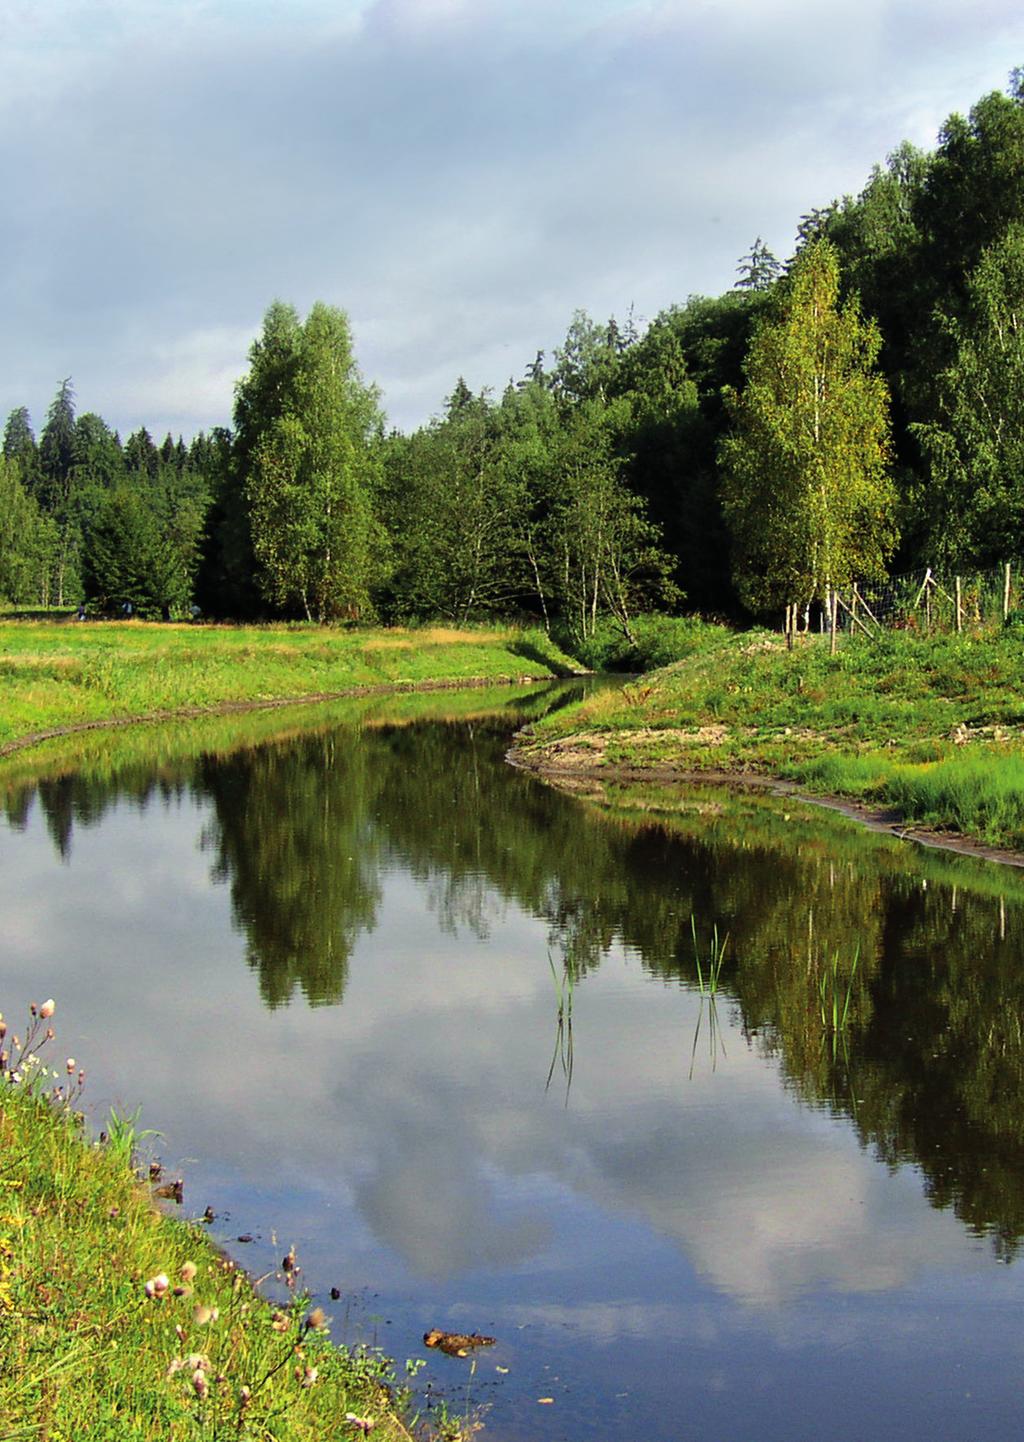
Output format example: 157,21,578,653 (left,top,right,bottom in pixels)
2,0,1024,441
